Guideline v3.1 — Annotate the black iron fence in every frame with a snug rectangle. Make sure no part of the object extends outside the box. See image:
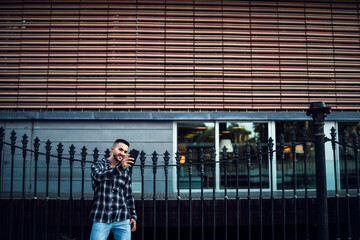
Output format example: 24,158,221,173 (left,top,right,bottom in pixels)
0,103,359,240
